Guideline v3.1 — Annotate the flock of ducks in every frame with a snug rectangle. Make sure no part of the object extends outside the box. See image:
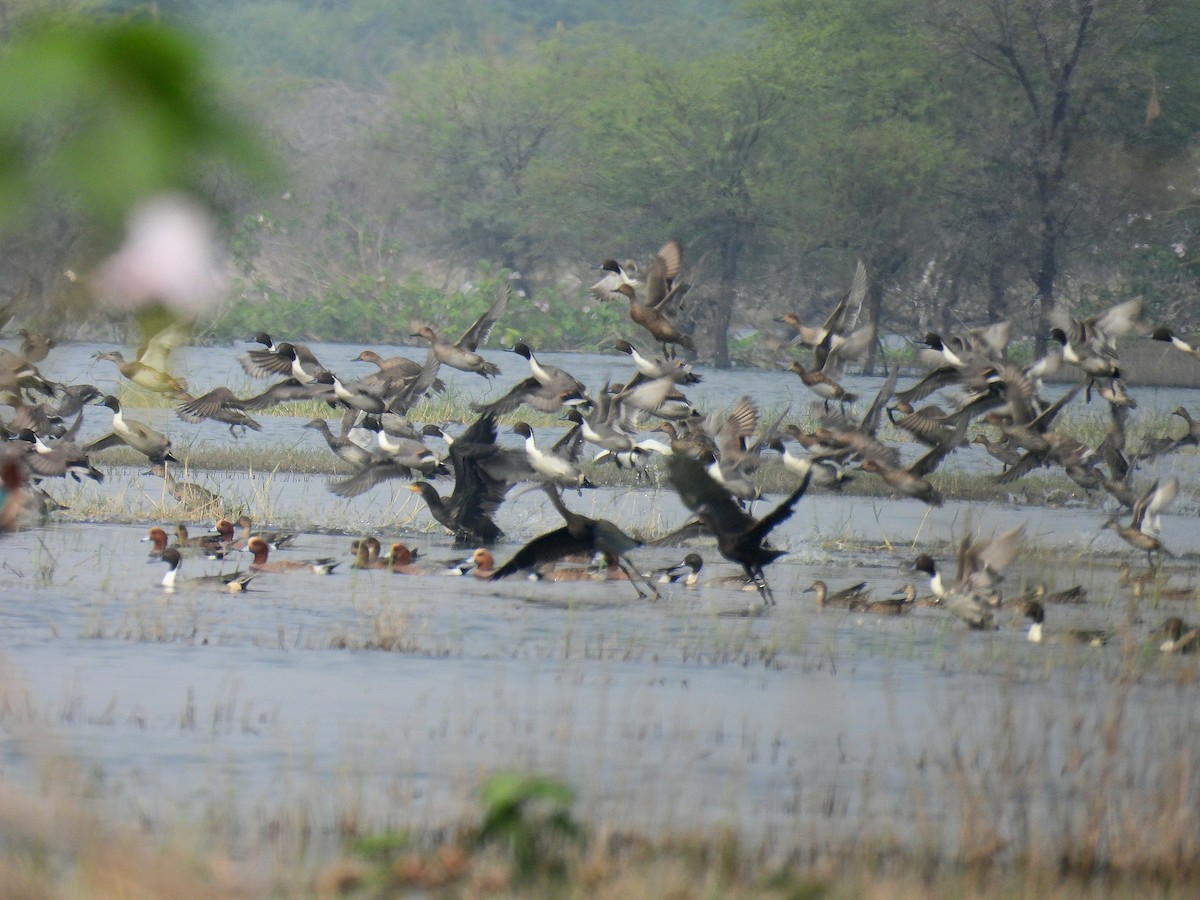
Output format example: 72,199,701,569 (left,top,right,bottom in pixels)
1,244,1198,652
